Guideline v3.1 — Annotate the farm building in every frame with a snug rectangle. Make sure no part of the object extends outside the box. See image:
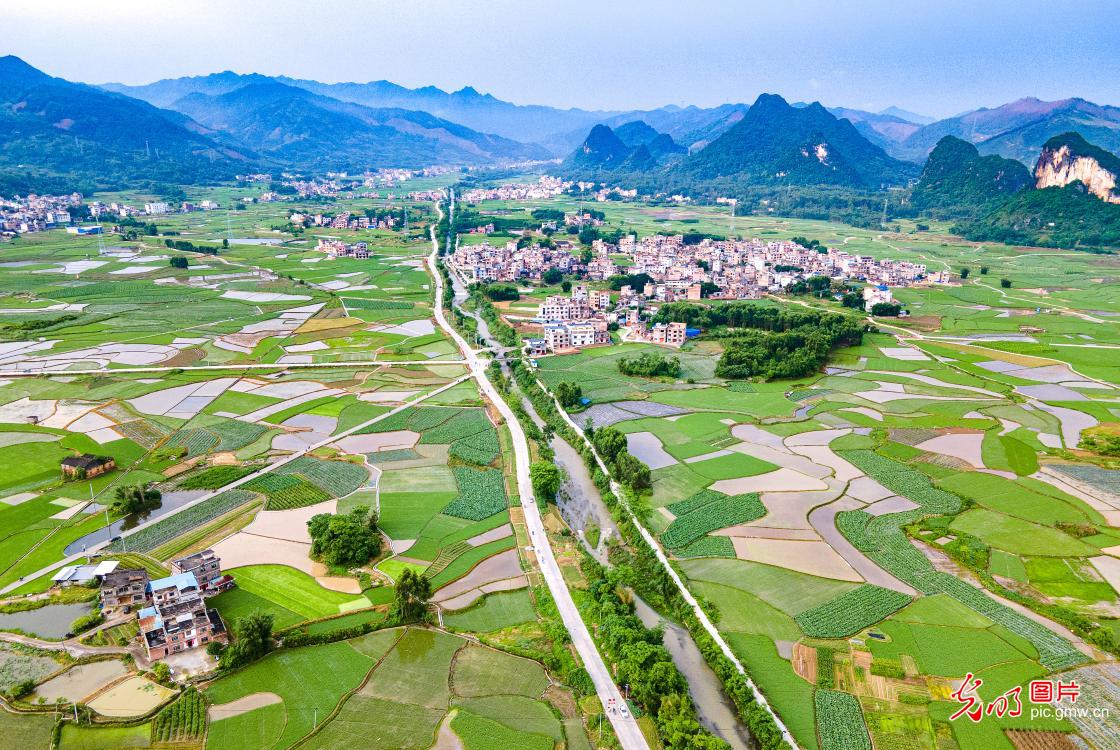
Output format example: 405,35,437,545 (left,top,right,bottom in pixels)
52,559,119,587
60,454,116,479
171,549,225,591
